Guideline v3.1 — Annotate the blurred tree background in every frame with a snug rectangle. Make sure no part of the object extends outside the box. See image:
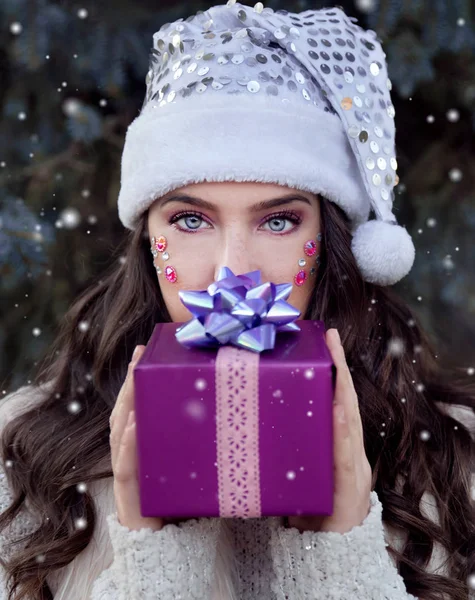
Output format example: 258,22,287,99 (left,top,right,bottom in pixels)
1,0,474,392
